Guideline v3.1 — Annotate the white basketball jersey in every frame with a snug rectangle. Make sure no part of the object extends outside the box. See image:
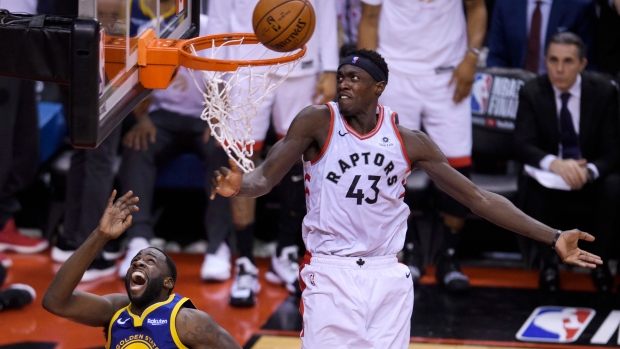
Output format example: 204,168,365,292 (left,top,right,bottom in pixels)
361,0,467,76
302,102,411,257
